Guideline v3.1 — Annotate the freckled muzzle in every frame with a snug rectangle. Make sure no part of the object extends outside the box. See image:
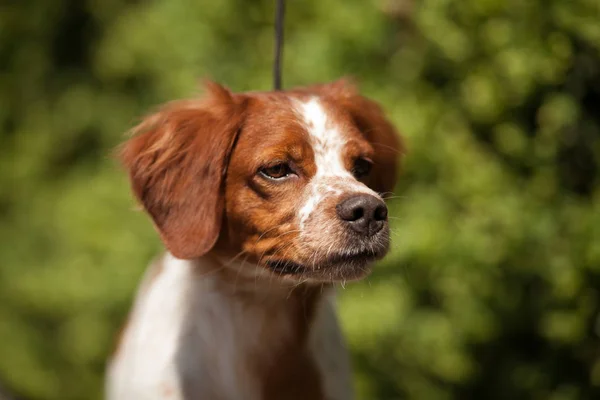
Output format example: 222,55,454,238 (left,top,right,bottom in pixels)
264,188,391,282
